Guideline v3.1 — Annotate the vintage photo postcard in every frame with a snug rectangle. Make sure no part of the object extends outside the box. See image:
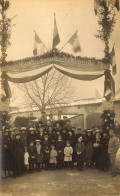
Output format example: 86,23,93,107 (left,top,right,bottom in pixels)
0,0,120,195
